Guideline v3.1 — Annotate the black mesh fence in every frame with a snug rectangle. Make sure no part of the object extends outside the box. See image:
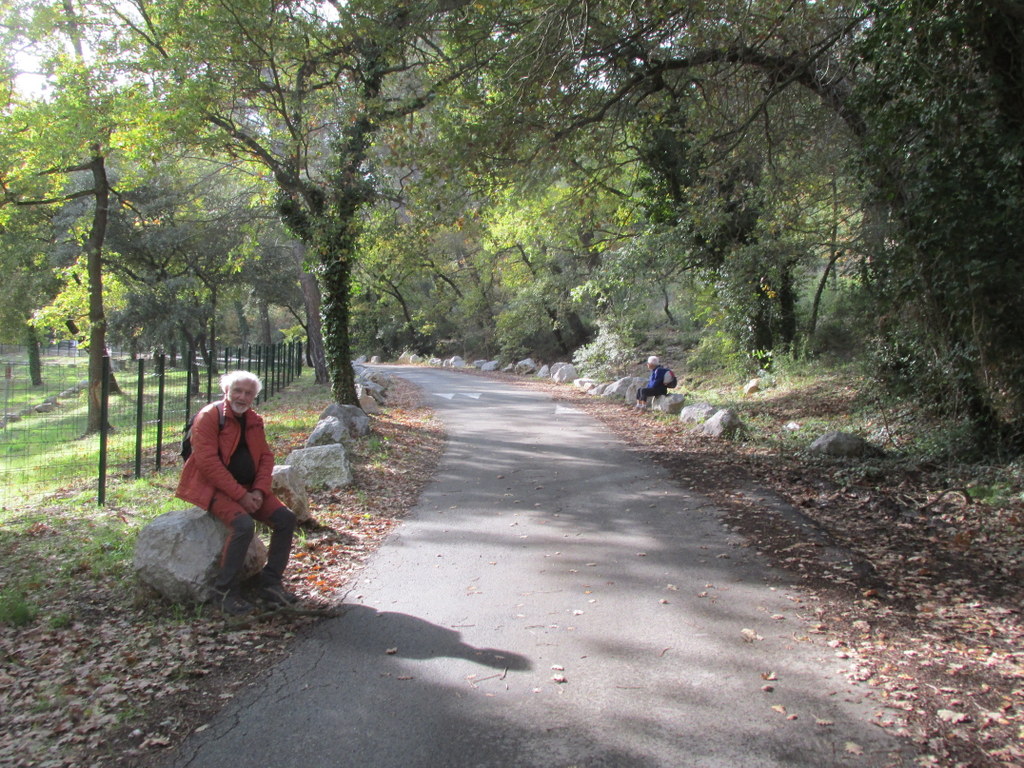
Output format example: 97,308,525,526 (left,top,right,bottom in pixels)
0,342,303,508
